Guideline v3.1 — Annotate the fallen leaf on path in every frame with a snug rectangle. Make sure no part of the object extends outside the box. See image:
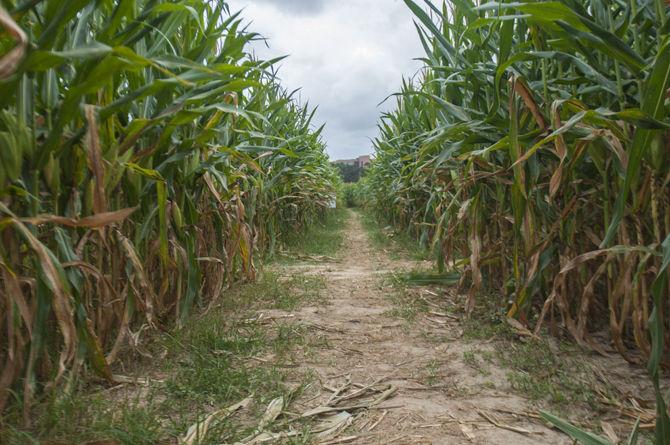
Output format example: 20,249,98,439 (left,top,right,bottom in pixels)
315,411,353,439
505,317,538,339
459,423,476,441
237,397,285,444
368,409,388,431
110,374,163,385
600,421,619,443
237,431,301,444
259,396,284,429
318,436,358,445
477,410,541,436
180,396,251,445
